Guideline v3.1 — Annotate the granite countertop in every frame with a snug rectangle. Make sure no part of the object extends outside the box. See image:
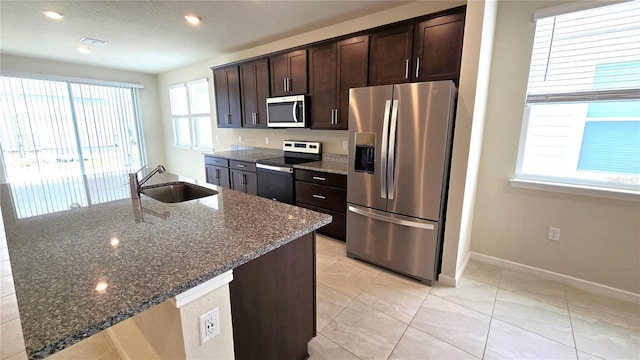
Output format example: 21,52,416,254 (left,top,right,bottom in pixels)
294,153,348,175
205,147,348,175
204,147,283,162
2,172,331,359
